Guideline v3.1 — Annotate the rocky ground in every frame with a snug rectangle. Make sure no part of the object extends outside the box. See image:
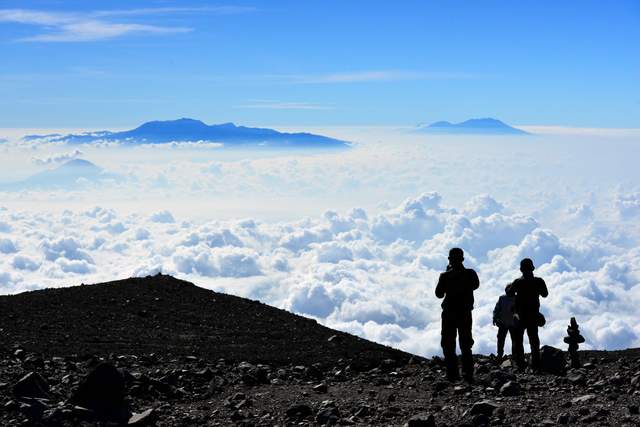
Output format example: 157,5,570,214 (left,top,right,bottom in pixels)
1,275,639,426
